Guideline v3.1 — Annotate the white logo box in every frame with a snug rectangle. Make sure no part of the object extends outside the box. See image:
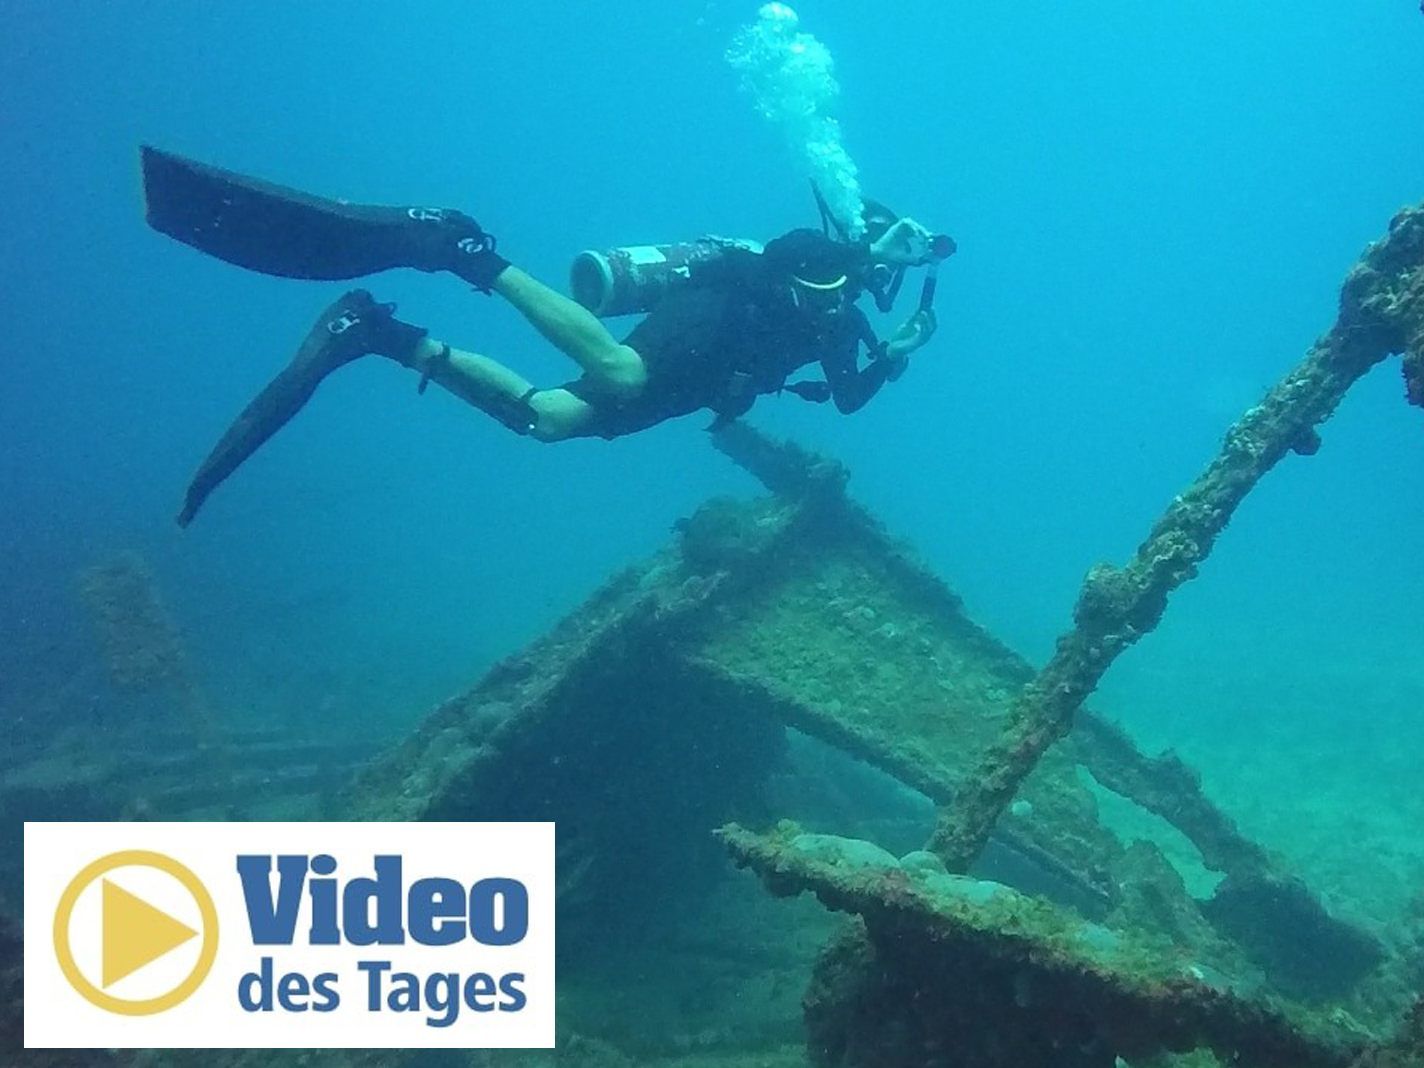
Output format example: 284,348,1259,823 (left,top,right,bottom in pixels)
25,821,554,1049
